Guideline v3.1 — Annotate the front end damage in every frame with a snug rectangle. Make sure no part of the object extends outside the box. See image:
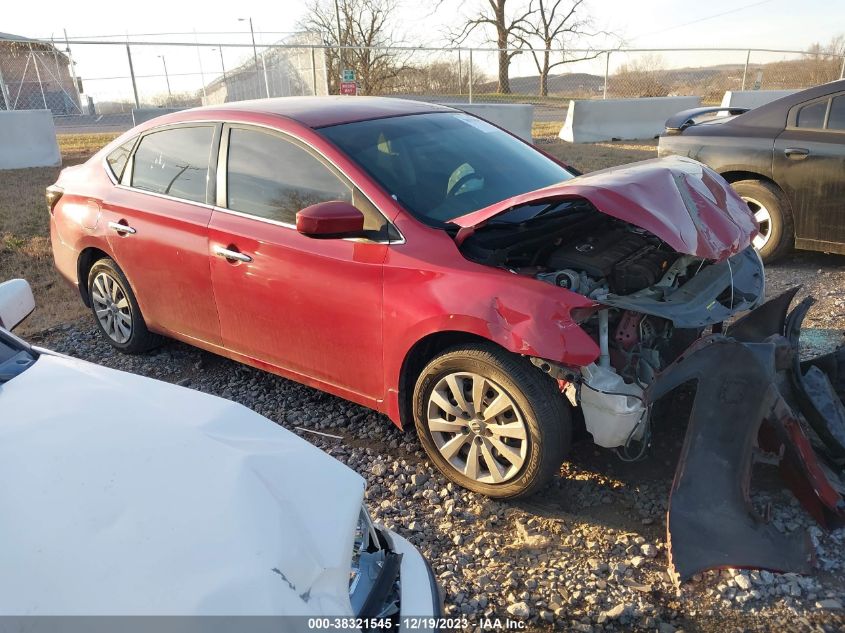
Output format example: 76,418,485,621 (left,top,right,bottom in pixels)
560,287,845,585
452,158,845,584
